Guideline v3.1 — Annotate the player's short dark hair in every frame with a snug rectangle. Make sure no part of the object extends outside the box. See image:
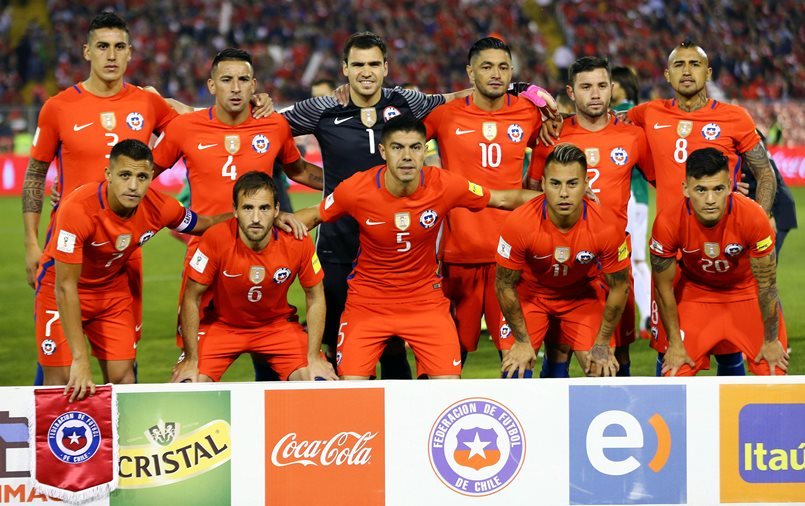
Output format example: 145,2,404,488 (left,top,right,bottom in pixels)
380,114,426,144
544,143,587,177
311,78,336,91
611,66,639,105
568,56,610,85
343,32,387,63
88,12,129,39
211,48,253,75
686,148,729,180
109,139,152,166
233,171,277,207
467,37,511,64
